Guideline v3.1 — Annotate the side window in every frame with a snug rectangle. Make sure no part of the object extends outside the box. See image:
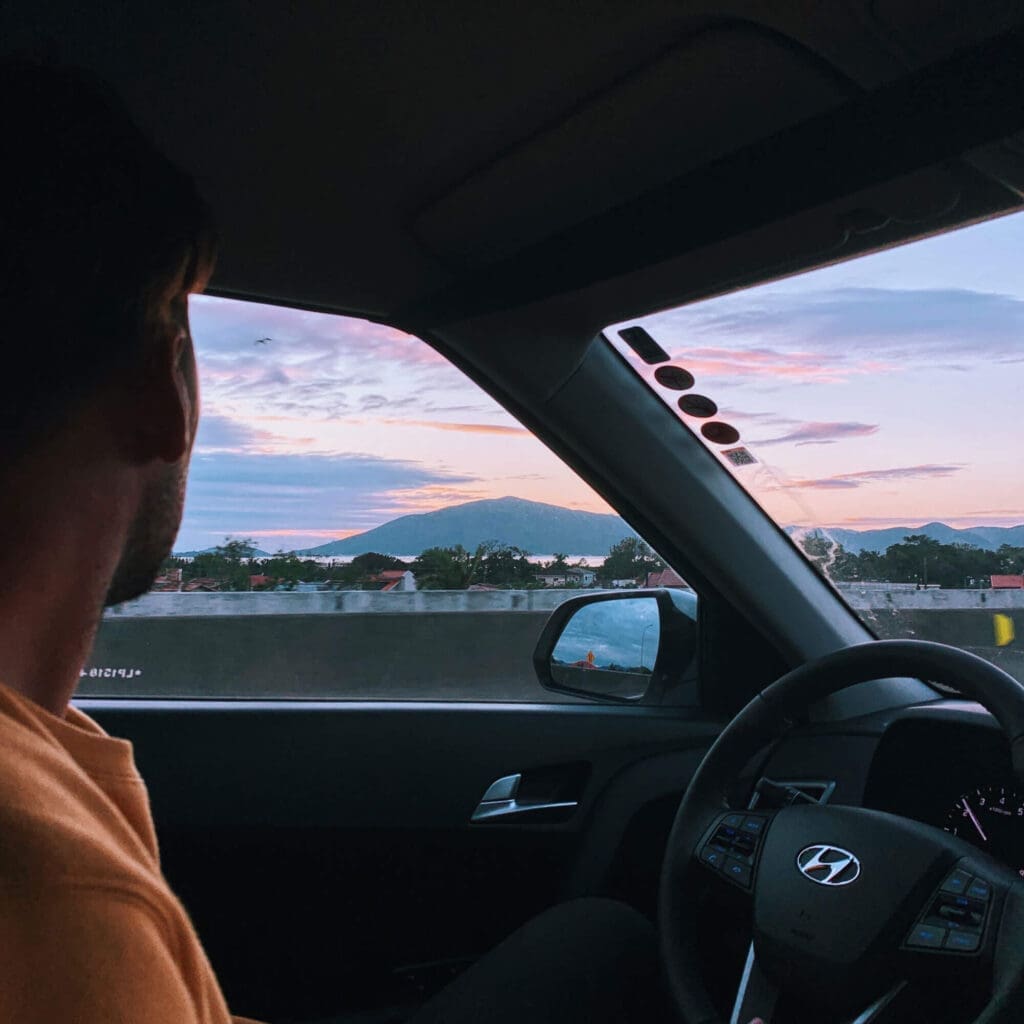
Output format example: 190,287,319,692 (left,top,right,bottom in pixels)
80,296,692,701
